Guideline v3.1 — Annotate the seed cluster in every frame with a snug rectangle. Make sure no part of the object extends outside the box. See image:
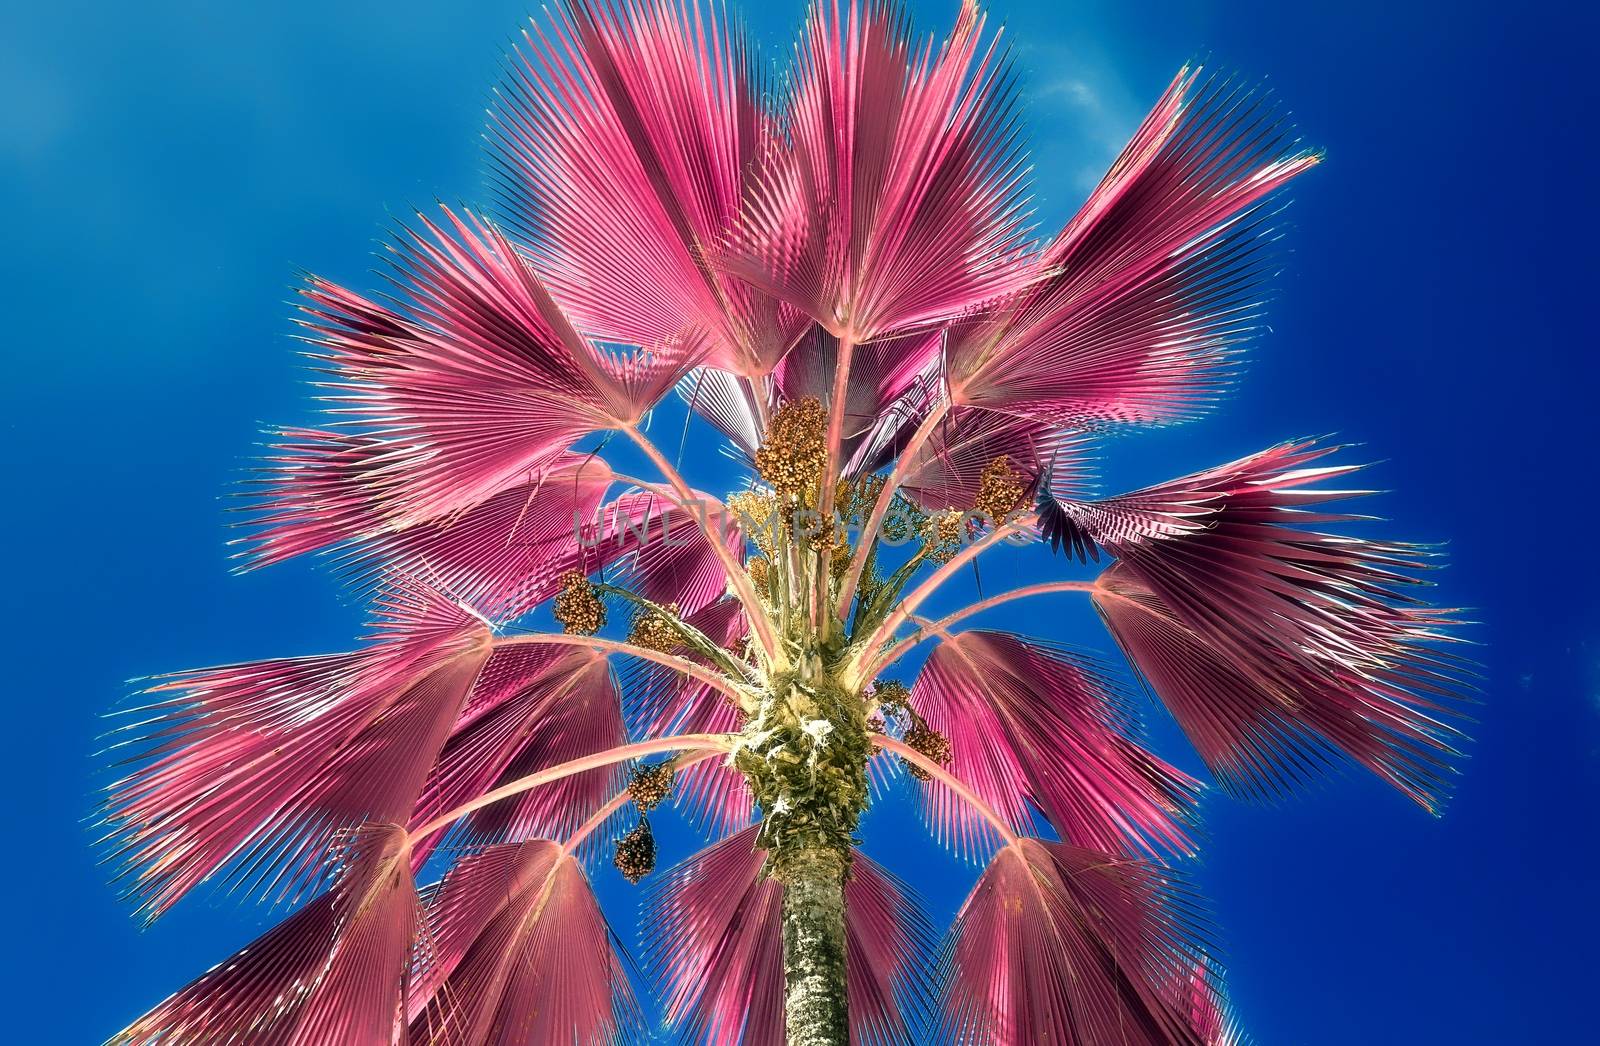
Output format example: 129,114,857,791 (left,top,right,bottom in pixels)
901,724,954,782
872,680,912,716
627,603,682,654
755,396,828,500
553,570,606,635
830,538,853,577
629,762,676,813
728,491,779,554
921,509,968,563
746,555,770,592
613,819,656,883
836,474,887,524
976,454,1027,522
882,496,925,544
